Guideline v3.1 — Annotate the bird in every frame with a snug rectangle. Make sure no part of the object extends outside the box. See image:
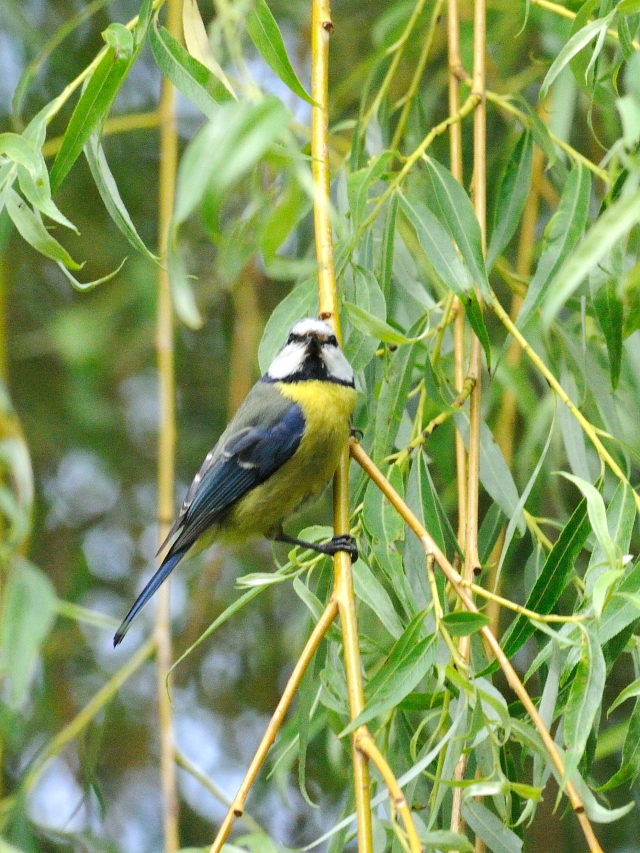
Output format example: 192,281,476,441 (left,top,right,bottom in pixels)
113,317,358,646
